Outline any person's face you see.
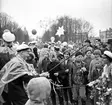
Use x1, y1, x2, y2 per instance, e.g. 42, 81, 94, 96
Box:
75, 61, 82, 68
95, 40, 101, 47
50, 55, 57, 62
27, 53, 35, 62
64, 52, 69, 59
76, 55, 83, 60
95, 40, 99, 44
102, 55, 109, 64
86, 51, 92, 57
21, 49, 32, 60
94, 53, 100, 58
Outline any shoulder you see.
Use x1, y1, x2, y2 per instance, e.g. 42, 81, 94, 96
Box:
9, 57, 23, 65
2, 57, 22, 71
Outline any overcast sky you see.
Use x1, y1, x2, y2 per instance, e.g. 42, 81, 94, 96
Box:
1, 0, 112, 37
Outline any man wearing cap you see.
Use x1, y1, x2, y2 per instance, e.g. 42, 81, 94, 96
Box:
94, 38, 102, 49
0, 31, 16, 105
102, 50, 112, 79
0, 31, 16, 70
101, 50, 112, 104
0, 43, 49, 105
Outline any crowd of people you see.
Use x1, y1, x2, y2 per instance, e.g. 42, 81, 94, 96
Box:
0, 30, 112, 105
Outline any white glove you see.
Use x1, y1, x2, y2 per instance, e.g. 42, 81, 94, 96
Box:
65, 69, 69, 72
39, 72, 49, 77
54, 72, 59, 76
81, 67, 86, 71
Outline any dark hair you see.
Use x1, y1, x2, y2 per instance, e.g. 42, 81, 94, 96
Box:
75, 52, 83, 57
85, 39, 91, 44
44, 44, 48, 48
57, 54, 64, 60
17, 48, 30, 52
33, 47, 39, 61
54, 47, 60, 51
107, 39, 112, 45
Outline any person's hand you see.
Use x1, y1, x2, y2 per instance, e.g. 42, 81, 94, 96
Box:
81, 67, 86, 71
54, 73, 59, 76
39, 72, 49, 77
87, 81, 96, 87
65, 69, 69, 72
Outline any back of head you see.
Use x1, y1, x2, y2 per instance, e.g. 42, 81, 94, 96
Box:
27, 77, 51, 102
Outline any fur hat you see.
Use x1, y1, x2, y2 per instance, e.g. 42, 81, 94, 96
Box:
2, 31, 15, 42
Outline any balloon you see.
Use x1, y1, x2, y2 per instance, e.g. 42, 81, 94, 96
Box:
32, 29, 37, 35
50, 37, 55, 42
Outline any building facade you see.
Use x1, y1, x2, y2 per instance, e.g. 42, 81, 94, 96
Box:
72, 32, 88, 43
99, 28, 112, 42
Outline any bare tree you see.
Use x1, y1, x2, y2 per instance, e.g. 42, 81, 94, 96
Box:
42, 15, 94, 42
0, 12, 29, 43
